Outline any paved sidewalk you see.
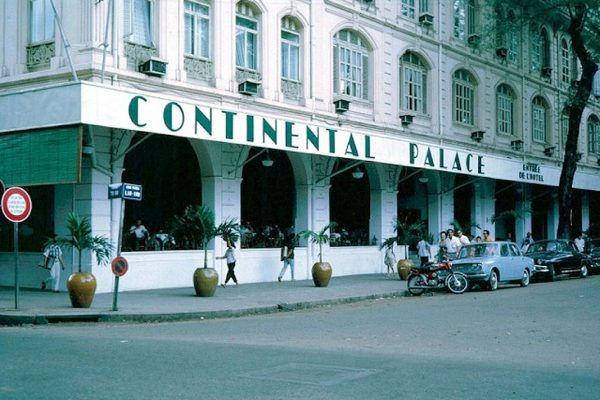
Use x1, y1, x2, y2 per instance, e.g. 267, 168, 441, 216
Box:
0, 274, 407, 325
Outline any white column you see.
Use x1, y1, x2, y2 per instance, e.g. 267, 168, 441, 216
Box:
471, 180, 495, 239
581, 193, 590, 233
295, 184, 310, 235
515, 186, 532, 245
547, 194, 559, 239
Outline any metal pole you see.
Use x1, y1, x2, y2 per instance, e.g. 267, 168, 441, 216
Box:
49, 0, 78, 82
112, 199, 126, 311
13, 223, 19, 310
100, 0, 114, 84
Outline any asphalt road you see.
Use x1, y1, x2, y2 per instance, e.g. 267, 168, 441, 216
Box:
1, 276, 599, 400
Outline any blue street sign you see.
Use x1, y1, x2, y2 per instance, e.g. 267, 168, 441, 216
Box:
108, 183, 143, 201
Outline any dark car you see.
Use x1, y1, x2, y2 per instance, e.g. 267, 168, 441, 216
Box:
525, 239, 591, 280
586, 239, 600, 274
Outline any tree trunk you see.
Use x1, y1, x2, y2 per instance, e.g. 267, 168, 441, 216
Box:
556, 4, 598, 239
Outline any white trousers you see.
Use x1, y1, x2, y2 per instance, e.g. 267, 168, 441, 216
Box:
44, 261, 61, 291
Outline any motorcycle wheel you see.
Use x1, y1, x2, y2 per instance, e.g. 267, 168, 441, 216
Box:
446, 273, 468, 294
407, 274, 425, 296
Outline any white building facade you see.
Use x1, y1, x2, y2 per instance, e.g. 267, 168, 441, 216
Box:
1, 0, 599, 293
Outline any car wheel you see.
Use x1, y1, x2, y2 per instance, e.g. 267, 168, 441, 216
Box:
580, 264, 589, 279
487, 270, 498, 291
520, 269, 530, 287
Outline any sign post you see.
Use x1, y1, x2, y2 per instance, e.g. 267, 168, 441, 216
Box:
1, 187, 33, 310
108, 183, 142, 311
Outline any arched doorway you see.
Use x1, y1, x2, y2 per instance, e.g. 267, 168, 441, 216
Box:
241, 148, 295, 248
494, 180, 517, 241
330, 161, 370, 246
453, 174, 473, 233
122, 134, 202, 250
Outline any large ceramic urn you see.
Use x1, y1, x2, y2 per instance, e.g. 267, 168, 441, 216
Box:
193, 267, 219, 297
397, 259, 414, 280
312, 262, 332, 287
67, 272, 97, 308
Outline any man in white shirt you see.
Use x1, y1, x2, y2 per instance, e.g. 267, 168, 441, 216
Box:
446, 229, 461, 258
574, 233, 585, 252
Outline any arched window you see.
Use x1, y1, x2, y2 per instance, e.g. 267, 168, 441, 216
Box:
506, 11, 520, 65
184, 0, 210, 59
561, 39, 571, 85
333, 29, 370, 101
453, 0, 477, 41
531, 27, 551, 73
588, 115, 600, 155
236, 1, 259, 72
124, 0, 153, 46
561, 108, 569, 148
532, 96, 548, 143
496, 84, 514, 135
400, 52, 427, 114
280, 16, 303, 101
400, 0, 431, 19
29, 0, 55, 43
453, 69, 476, 125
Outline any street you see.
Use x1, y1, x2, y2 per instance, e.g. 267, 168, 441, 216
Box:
1, 276, 600, 400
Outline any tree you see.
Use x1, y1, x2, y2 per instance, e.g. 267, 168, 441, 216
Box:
491, 1, 599, 239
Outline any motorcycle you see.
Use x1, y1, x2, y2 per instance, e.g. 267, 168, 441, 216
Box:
406, 261, 468, 296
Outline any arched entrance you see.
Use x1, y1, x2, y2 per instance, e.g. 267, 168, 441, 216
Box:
330, 161, 370, 246
241, 148, 295, 248
122, 134, 202, 250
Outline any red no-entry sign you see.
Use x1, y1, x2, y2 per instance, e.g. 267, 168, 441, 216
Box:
1, 187, 32, 223
111, 256, 129, 277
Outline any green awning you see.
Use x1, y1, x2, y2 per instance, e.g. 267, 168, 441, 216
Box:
0, 126, 81, 186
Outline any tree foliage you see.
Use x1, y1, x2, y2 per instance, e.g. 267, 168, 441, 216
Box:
491, 1, 599, 239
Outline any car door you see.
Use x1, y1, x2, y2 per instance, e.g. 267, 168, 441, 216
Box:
499, 243, 517, 280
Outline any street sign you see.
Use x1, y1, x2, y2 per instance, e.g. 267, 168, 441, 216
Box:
1, 187, 32, 223
108, 183, 142, 201
111, 256, 129, 277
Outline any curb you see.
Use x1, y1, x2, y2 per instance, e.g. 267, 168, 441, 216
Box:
0, 290, 408, 326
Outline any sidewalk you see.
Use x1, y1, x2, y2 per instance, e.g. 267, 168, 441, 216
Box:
0, 274, 407, 326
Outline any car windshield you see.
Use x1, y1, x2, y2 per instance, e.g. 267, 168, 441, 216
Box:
526, 241, 557, 254
457, 243, 499, 259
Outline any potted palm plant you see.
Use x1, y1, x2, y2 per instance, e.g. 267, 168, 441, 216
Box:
299, 222, 336, 287
392, 217, 425, 279
172, 205, 240, 297
57, 212, 112, 308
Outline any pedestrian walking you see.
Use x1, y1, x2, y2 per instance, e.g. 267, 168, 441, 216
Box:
384, 245, 396, 277
217, 240, 238, 287
278, 233, 295, 282
41, 236, 65, 292
416, 236, 431, 266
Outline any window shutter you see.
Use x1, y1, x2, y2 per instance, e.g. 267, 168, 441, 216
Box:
333, 44, 339, 94
362, 53, 369, 100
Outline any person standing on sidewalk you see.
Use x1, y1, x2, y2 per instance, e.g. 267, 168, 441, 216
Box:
42, 236, 65, 292
217, 240, 238, 287
416, 236, 431, 266
278, 234, 295, 282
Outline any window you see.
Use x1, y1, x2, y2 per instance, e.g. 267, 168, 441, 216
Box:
453, 69, 475, 125
453, 0, 476, 40
400, 52, 427, 114
496, 84, 514, 135
593, 68, 600, 96
184, 0, 210, 59
334, 29, 370, 101
30, 0, 55, 43
589, 116, 600, 155
532, 96, 547, 143
561, 109, 569, 148
124, 0, 153, 46
506, 12, 519, 65
560, 39, 571, 85
401, 0, 416, 18
281, 17, 300, 81
531, 28, 550, 72
236, 2, 259, 71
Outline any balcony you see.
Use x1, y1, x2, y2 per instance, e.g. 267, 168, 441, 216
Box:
26, 41, 56, 72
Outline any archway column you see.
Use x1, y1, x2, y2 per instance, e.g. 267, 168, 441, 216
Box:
471, 180, 495, 239
581, 192, 590, 233
547, 194, 559, 239
515, 186, 532, 246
